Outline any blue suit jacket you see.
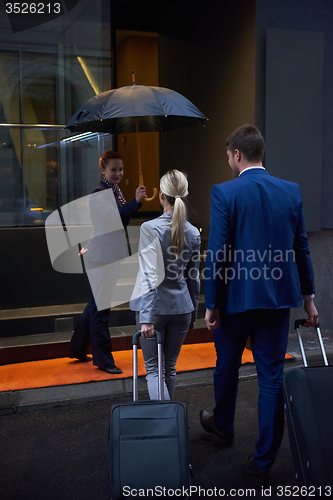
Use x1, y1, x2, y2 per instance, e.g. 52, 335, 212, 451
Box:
204, 168, 315, 315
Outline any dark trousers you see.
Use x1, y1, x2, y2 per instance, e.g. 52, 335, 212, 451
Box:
69, 292, 116, 369
213, 308, 290, 471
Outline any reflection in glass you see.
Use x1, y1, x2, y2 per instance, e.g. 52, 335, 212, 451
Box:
0, 128, 24, 226
0, 52, 20, 124
22, 53, 57, 125
24, 129, 59, 213
0, 0, 112, 228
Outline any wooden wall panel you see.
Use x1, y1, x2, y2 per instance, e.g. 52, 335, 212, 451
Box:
116, 35, 160, 211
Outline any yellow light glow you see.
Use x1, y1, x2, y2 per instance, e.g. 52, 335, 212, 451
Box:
77, 57, 101, 95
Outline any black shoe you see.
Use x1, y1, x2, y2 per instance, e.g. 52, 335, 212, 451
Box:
99, 366, 122, 374
199, 409, 234, 446
246, 454, 269, 488
69, 354, 92, 362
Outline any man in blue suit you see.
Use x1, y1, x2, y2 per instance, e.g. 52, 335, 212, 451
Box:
200, 125, 318, 486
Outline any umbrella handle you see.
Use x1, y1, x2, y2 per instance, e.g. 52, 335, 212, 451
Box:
136, 116, 157, 202
139, 173, 158, 202
145, 187, 158, 202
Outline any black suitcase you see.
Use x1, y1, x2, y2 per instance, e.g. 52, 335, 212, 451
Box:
108, 330, 191, 500
283, 320, 333, 490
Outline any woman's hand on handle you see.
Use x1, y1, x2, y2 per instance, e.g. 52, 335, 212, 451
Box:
140, 323, 155, 339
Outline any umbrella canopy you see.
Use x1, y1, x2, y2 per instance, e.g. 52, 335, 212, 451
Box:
65, 84, 208, 134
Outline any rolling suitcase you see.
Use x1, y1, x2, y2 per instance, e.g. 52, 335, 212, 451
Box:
283, 319, 333, 490
108, 330, 191, 500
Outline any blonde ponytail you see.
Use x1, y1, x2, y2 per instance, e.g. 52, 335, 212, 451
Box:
160, 170, 188, 258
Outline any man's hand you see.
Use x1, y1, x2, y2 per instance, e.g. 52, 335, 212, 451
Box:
303, 298, 319, 327
205, 308, 220, 330
140, 323, 155, 339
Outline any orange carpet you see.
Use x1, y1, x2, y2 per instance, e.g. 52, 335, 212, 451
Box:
0, 343, 294, 392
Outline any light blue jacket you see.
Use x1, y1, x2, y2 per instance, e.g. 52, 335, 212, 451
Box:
130, 211, 201, 324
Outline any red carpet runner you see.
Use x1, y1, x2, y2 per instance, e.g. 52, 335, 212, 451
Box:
0, 343, 294, 392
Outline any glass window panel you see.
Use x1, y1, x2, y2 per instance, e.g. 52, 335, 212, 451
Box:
0, 128, 114, 227
0, 52, 20, 124
24, 128, 59, 214
0, 127, 23, 226
22, 53, 57, 124
0, 0, 112, 228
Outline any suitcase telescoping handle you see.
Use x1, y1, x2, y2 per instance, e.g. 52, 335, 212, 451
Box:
132, 330, 164, 402
294, 319, 328, 367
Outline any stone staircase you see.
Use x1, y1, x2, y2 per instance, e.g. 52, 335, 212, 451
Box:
0, 296, 212, 366
0, 221, 210, 366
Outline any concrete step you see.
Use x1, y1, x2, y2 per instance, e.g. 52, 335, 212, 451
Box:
3, 292, 333, 369
0, 288, 207, 339
0, 295, 208, 365
0, 301, 136, 338
0, 318, 213, 365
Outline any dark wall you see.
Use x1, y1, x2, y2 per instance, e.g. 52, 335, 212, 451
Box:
113, 0, 257, 230
265, 27, 323, 231
158, 0, 256, 231
0, 228, 89, 309
255, 0, 333, 229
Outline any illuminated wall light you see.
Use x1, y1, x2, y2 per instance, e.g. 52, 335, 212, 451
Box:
79, 133, 99, 141
36, 142, 57, 149
62, 132, 111, 143
62, 132, 94, 142
77, 56, 101, 95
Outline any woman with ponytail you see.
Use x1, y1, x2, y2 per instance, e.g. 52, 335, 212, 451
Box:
130, 170, 201, 400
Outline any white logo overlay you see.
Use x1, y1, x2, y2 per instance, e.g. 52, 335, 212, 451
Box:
45, 191, 165, 311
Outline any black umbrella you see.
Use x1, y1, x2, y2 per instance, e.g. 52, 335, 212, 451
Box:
65, 72, 208, 200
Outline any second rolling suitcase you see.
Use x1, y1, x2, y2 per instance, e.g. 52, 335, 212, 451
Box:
283, 320, 333, 490
108, 330, 191, 500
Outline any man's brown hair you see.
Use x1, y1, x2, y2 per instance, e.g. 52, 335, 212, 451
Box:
226, 125, 265, 163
